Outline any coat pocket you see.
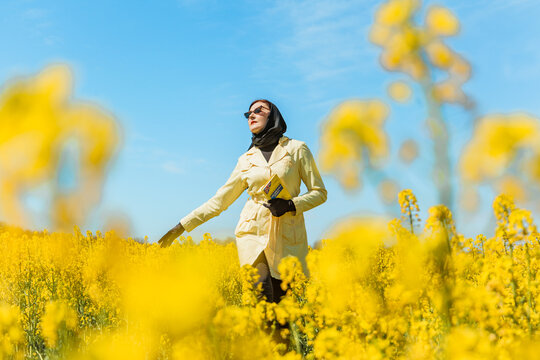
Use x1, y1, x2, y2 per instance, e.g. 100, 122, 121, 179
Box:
235, 202, 259, 237
280, 213, 300, 245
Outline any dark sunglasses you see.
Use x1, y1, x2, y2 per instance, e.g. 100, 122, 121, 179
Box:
244, 105, 270, 119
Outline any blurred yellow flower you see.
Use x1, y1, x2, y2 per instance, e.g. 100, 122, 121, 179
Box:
369, 23, 393, 46
460, 112, 540, 182
399, 139, 419, 163
458, 185, 479, 212
0, 195, 539, 358
445, 326, 494, 359
425, 41, 454, 69
496, 176, 527, 203
41, 300, 77, 348
387, 80, 412, 102
119, 253, 215, 340
0, 63, 121, 230
431, 80, 467, 104
319, 99, 390, 190
375, 0, 419, 27
378, 179, 399, 204
449, 57, 472, 81
71, 330, 152, 360
425, 5, 460, 37
0, 303, 24, 356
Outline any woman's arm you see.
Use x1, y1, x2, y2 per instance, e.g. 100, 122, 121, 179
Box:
180, 158, 247, 232
291, 143, 327, 215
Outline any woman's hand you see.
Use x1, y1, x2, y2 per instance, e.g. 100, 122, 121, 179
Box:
157, 222, 185, 248
263, 198, 296, 217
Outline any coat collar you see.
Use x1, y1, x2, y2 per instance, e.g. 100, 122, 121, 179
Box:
246, 135, 290, 167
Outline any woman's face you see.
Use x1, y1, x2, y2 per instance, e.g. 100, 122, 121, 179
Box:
247, 101, 271, 134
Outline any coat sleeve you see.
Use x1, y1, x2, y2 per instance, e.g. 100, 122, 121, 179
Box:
180, 157, 247, 232
291, 143, 327, 215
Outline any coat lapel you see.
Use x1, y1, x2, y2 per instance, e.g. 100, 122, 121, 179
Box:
246, 145, 268, 167
246, 135, 291, 167
267, 136, 290, 166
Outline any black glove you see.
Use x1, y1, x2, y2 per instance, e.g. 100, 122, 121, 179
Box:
157, 222, 185, 248
263, 198, 296, 217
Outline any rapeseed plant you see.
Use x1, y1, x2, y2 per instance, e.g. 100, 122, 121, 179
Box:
0, 188, 539, 359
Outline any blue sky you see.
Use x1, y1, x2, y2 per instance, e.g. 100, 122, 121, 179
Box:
1, 0, 540, 243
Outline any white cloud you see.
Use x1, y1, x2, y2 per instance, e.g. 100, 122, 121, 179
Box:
44, 35, 61, 46
252, 0, 376, 101
265, 1, 373, 75
125, 129, 212, 174
162, 161, 184, 174
20, 6, 61, 46
22, 8, 48, 19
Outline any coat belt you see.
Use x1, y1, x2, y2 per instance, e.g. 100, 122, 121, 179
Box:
249, 195, 267, 205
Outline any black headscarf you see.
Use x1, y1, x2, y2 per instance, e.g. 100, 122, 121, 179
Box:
247, 100, 287, 151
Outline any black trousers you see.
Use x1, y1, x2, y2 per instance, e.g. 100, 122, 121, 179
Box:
252, 250, 286, 303
252, 250, 290, 347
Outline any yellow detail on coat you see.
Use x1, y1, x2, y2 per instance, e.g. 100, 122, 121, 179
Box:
180, 136, 327, 280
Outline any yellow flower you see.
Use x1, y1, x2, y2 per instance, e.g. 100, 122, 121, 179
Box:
369, 24, 394, 46
425, 41, 454, 69
375, 0, 420, 27
1, 176, 540, 359
399, 139, 419, 163
0, 63, 120, 231
381, 27, 422, 68
70, 330, 152, 360
445, 326, 494, 359
240, 264, 263, 305
378, 179, 399, 204
118, 251, 215, 340
496, 176, 527, 203
0, 303, 24, 355
424, 204, 456, 237
400, 54, 428, 80
459, 113, 540, 182
398, 189, 420, 232
319, 216, 392, 311
425, 5, 460, 37
41, 300, 78, 348
278, 256, 307, 297
458, 185, 479, 212
319, 99, 390, 190
431, 80, 467, 104
387, 80, 412, 102
449, 56, 472, 81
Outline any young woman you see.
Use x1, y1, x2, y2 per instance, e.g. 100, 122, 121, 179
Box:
158, 99, 327, 303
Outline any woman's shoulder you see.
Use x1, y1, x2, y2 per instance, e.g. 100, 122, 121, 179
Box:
281, 136, 310, 155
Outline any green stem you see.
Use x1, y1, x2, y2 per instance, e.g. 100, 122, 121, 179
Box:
420, 78, 453, 211
408, 203, 415, 234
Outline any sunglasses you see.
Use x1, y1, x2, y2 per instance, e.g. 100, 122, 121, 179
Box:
244, 105, 270, 119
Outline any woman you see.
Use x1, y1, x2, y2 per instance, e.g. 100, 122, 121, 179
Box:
158, 99, 327, 304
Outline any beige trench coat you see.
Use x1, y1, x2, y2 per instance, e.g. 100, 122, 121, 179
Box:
180, 135, 327, 280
